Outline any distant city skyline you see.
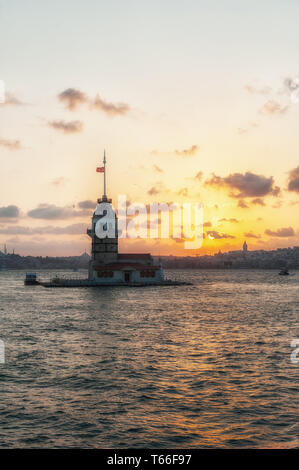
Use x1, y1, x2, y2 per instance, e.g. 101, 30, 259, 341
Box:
1, 0, 299, 256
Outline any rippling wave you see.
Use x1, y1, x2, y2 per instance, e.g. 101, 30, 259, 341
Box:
0, 269, 298, 448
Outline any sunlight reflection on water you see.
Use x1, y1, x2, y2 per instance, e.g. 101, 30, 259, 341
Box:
0, 269, 298, 448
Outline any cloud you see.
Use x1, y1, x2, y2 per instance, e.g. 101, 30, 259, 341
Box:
219, 218, 239, 223
284, 77, 299, 93
58, 88, 88, 111
265, 227, 295, 237
206, 230, 235, 239
205, 171, 280, 198
78, 200, 95, 209
0, 205, 19, 218
150, 145, 199, 157
194, 171, 203, 180
1, 92, 25, 106
175, 145, 199, 157
48, 120, 83, 133
244, 232, 261, 239
272, 201, 283, 209
238, 200, 249, 209
287, 166, 299, 194
92, 94, 130, 116
185, 171, 203, 182
244, 84, 271, 95
177, 187, 188, 197
0, 138, 22, 150
147, 182, 168, 196
251, 198, 266, 206
260, 100, 288, 115
0, 223, 88, 235
153, 165, 163, 173
148, 186, 160, 196
58, 88, 131, 117
27, 204, 88, 220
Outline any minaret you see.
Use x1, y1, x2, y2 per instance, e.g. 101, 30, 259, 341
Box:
243, 240, 248, 253
87, 151, 118, 279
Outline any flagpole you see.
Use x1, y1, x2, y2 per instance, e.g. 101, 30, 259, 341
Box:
103, 149, 106, 198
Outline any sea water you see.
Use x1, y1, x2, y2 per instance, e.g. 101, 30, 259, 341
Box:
0, 269, 298, 448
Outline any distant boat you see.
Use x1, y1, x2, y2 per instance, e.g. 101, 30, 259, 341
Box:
279, 268, 289, 275
24, 272, 39, 285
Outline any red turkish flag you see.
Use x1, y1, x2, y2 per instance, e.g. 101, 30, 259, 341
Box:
96, 167, 104, 172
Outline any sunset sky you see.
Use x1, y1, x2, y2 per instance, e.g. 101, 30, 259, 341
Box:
1, 0, 299, 256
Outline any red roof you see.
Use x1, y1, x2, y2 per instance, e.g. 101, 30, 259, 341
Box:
117, 253, 152, 261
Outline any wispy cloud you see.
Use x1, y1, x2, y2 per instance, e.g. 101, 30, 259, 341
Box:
251, 198, 266, 206
244, 84, 271, 95
219, 218, 239, 223
153, 165, 163, 173
0, 138, 22, 150
27, 204, 88, 220
284, 77, 299, 94
194, 171, 203, 181
0, 205, 19, 218
48, 120, 83, 133
58, 88, 130, 116
272, 201, 283, 209
58, 88, 88, 111
77, 200, 95, 209
244, 232, 261, 239
0, 223, 88, 235
287, 166, 299, 194
176, 187, 188, 197
92, 94, 130, 116
238, 200, 249, 209
265, 227, 295, 237
148, 186, 160, 196
151, 145, 199, 157
147, 182, 168, 196
205, 171, 280, 198
260, 100, 288, 115
206, 230, 235, 239
174, 145, 199, 157
0, 92, 26, 106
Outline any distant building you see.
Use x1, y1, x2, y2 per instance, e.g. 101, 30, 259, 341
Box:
243, 240, 248, 253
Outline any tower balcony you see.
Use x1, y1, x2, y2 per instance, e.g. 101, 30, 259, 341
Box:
97, 196, 112, 204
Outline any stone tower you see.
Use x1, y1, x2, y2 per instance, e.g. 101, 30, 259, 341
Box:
87, 152, 118, 279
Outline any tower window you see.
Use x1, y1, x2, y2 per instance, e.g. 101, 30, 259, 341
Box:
97, 271, 114, 278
